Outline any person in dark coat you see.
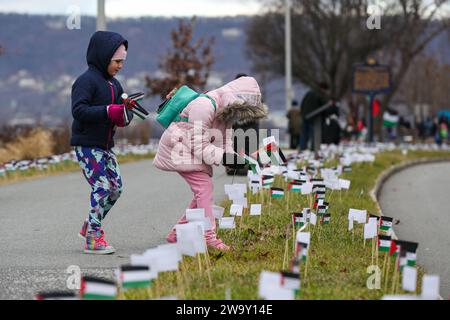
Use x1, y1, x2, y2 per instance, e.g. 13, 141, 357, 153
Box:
286, 100, 301, 149
321, 100, 341, 145
70, 31, 131, 255
299, 83, 330, 150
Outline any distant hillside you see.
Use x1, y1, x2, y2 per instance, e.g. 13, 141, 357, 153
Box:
0, 13, 448, 129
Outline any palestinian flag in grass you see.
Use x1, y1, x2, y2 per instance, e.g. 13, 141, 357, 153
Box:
271, 187, 285, 199
383, 111, 399, 127
36, 291, 78, 300
292, 212, 306, 228
288, 182, 302, 192
315, 191, 326, 200
118, 265, 153, 290
311, 178, 324, 185
280, 271, 300, 294
313, 184, 326, 193
80, 276, 117, 300
262, 175, 275, 188
378, 235, 392, 253
321, 213, 331, 225
302, 208, 311, 220
317, 205, 328, 216
290, 258, 301, 274
296, 242, 309, 263
240, 153, 262, 175
389, 239, 401, 257
314, 198, 325, 209
343, 165, 352, 173
398, 241, 419, 270
380, 216, 393, 234
264, 142, 287, 165
307, 166, 317, 175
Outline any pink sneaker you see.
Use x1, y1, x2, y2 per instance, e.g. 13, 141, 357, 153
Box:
84, 230, 115, 255
166, 229, 177, 243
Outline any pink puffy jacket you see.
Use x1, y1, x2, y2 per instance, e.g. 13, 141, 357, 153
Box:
153, 76, 263, 177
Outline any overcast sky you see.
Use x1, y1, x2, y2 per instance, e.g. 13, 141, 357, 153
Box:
0, 0, 264, 17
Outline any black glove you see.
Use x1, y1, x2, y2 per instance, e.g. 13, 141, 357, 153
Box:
222, 153, 246, 168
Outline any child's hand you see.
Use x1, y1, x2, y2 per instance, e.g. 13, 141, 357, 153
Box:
107, 104, 126, 127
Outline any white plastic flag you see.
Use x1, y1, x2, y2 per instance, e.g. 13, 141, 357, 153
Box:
421, 275, 440, 300
212, 205, 225, 220
230, 204, 244, 216
402, 266, 417, 292
250, 204, 262, 216
339, 179, 351, 190
219, 217, 235, 229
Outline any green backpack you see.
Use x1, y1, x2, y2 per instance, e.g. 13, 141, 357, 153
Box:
156, 85, 217, 128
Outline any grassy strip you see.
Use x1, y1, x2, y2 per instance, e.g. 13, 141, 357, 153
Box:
0, 153, 154, 186
124, 150, 449, 300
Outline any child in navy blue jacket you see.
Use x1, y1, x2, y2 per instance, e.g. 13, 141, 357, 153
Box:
71, 31, 130, 255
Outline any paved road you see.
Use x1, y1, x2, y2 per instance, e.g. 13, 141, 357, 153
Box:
378, 162, 450, 299
0, 160, 246, 299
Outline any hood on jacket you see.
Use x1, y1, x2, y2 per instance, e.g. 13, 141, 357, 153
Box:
86, 31, 128, 79
208, 76, 268, 125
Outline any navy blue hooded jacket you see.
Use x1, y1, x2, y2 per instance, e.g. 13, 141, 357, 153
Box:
70, 31, 128, 149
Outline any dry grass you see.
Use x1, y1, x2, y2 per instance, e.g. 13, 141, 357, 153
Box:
0, 127, 55, 163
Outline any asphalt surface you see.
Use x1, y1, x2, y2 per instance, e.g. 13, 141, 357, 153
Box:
378, 162, 450, 299
0, 160, 246, 299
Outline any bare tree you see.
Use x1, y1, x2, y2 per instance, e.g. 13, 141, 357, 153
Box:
247, 0, 388, 99
146, 17, 215, 99
376, 0, 450, 114
247, 0, 449, 104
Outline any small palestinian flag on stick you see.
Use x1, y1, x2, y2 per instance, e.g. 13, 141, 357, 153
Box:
313, 184, 326, 193
36, 291, 78, 300
378, 235, 392, 253
290, 258, 301, 274
240, 153, 262, 175
271, 187, 285, 199
380, 216, 393, 235
389, 239, 401, 257
315, 191, 326, 200
280, 271, 301, 293
317, 205, 328, 216
397, 241, 419, 269
288, 182, 302, 193
321, 213, 331, 225
296, 242, 309, 263
292, 212, 306, 228
80, 276, 117, 300
118, 265, 153, 290
262, 175, 274, 189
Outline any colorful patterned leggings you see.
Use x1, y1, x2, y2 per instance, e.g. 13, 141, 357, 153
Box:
75, 147, 123, 233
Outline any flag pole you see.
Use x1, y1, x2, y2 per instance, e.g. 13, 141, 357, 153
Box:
384, 255, 390, 291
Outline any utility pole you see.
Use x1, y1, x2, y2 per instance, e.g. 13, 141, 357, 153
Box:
285, 0, 293, 147
97, 0, 106, 31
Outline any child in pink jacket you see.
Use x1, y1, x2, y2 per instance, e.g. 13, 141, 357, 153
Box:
153, 76, 267, 250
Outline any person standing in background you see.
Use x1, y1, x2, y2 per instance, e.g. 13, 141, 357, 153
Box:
286, 100, 301, 149
299, 83, 330, 150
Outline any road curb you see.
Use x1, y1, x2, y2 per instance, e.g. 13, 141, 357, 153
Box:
370, 156, 450, 300
370, 156, 450, 228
